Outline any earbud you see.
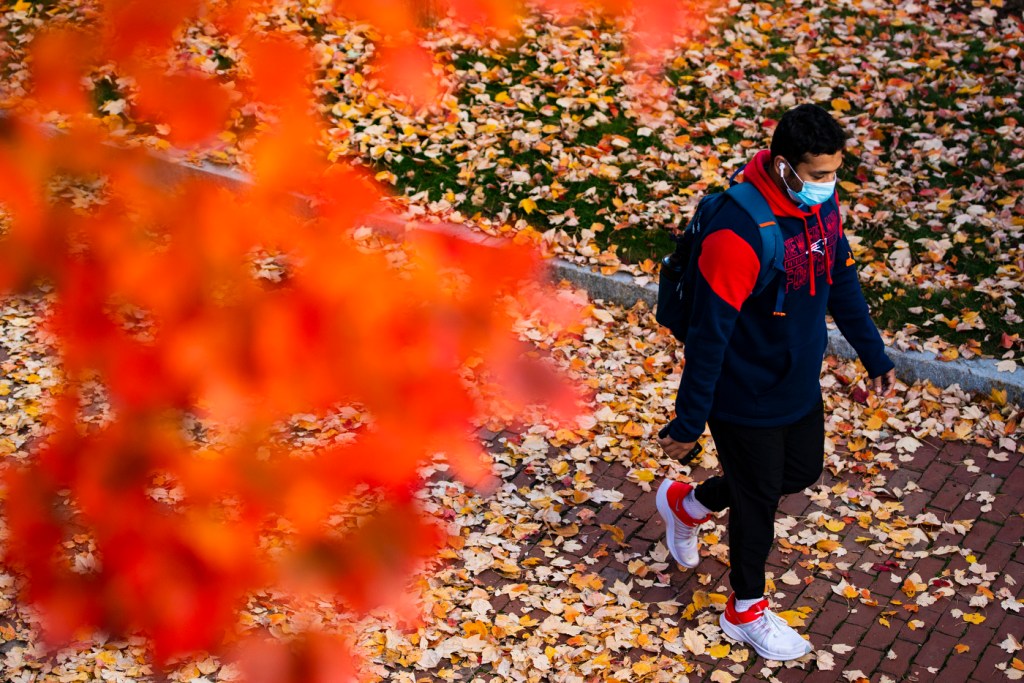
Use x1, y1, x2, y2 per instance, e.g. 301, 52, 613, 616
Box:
778, 163, 785, 174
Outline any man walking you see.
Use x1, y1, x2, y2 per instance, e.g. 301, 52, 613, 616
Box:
656, 103, 896, 661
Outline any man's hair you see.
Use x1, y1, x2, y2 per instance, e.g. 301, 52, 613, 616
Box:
770, 104, 848, 165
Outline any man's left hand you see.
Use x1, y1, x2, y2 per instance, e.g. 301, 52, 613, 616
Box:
872, 367, 897, 396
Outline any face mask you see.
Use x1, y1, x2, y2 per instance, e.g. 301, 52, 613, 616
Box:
779, 160, 836, 206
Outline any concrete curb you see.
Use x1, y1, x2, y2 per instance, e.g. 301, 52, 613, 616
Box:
551, 260, 1023, 404
163, 158, 1024, 405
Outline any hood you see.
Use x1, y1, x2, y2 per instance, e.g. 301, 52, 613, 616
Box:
742, 150, 813, 219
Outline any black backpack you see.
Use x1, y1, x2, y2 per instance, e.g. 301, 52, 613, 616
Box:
656, 180, 786, 342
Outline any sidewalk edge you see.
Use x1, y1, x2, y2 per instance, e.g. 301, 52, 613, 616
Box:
549, 260, 1023, 404
164, 158, 1024, 405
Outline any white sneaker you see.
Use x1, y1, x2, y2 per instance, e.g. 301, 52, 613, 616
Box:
655, 479, 711, 569
719, 595, 813, 661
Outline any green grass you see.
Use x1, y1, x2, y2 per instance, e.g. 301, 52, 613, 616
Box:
317, 1, 1023, 357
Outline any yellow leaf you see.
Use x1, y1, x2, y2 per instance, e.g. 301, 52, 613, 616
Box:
777, 610, 807, 627
955, 645, 970, 654
632, 661, 653, 676
824, 519, 846, 532
463, 621, 489, 637
620, 421, 645, 437
555, 523, 579, 537
635, 470, 655, 482
494, 560, 521, 577
519, 197, 537, 214
901, 579, 922, 598
839, 180, 859, 193
494, 91, 511, 104
843, 585, 859, 600
600, 524, 626, 545
962, 613, 986, 624
96, 651, 117, 666
1013, 658, 1024, 671
831, 98, 852, 112
708, 643, 731, 659
878, 617, 890, 627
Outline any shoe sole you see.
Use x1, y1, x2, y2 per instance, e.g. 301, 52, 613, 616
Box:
656, 479, 699, 569
719, 613, 813, 662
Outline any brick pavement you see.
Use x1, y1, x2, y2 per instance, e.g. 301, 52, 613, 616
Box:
465, 428, 1023, 682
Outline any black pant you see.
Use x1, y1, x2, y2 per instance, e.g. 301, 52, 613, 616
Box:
693, 402, 825, 600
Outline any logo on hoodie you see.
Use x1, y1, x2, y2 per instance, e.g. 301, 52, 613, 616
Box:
783, 211, 841, 293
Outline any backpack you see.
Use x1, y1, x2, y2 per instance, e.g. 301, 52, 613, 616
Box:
656, 177, 786, 342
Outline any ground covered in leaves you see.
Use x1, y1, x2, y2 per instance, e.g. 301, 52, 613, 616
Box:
1, 1, 1023, 681
1, 274, 1022, 681
2, 0, 1022, 361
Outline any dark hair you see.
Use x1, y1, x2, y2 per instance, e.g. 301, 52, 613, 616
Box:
770, 104, 848, 165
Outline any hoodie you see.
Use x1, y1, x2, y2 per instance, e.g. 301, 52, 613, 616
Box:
666, 150, 894, 443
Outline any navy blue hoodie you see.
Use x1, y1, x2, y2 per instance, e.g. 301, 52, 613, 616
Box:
666, 150, 894, 443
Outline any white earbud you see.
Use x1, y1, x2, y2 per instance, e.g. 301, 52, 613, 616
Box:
778, 163, 785, 174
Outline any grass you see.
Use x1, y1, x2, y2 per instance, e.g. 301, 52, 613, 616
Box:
5, 0, 1020, 357
345, 0, 1022, 357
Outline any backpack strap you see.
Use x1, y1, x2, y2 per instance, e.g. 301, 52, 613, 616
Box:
723, 182, 787, 316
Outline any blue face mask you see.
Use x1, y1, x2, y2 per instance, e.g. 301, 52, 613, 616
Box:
779, 161, 836, 207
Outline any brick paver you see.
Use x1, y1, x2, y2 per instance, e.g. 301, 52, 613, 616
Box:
466, 425, 1024, 681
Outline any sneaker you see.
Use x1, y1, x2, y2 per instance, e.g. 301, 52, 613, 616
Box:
655, 479, 711, 568
719, 595, 813, 661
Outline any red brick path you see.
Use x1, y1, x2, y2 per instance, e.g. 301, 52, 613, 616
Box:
465, 429, 1023, 682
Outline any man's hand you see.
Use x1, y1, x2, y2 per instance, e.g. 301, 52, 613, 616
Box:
872, 367, 897, 396
659, 434, 697, 461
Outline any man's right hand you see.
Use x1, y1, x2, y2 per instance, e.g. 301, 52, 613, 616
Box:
659, 434, 697, 461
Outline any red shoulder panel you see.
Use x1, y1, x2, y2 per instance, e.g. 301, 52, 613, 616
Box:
698, 230, 760, 311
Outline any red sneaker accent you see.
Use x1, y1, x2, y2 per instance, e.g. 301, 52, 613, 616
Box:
724, 594, 770, 625
665, 481, 712, 526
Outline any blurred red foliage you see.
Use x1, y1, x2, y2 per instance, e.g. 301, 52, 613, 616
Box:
0, 0, 705, 678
